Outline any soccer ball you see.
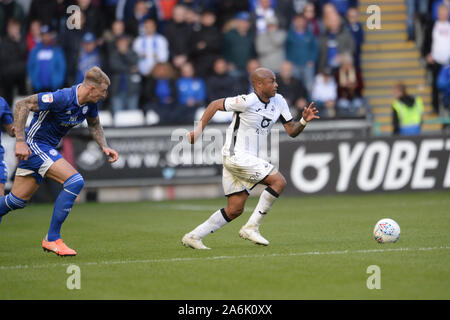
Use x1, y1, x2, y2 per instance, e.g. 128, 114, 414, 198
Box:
373, 218, 400, 243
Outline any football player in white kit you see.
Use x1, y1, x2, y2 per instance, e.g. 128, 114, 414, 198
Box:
182, 68, 319, 249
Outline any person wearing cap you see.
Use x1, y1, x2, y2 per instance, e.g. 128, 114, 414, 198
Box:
255, 15, 286, 73
27, 25, 66, 93
76, 32, 101, 84
223, 11, 256, 76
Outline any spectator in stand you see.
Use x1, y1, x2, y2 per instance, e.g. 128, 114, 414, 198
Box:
335, 53, 365, 117
311, 67, 337, 118
345, 7, 364, 70
250, 0, 287, 34
437, 63, 450, 110
236, 57, 261, 93
27, 25, 66, 93
184, 6, 203, 34
26, 20, 42, 53
125, 0, 155, 37
60, 9, 87, 86
176, 61, 207, 122
0, 0, 25, 37
103, 20, 126, 54
76, 32, 102, 84
303, 1, 324, 37
285, 13, 318, 93
223, 11, 255, 76
77, 0, 105, 38
423, 4, 450, 113
144, 62, 178, 123
109, 35, 141, 114
255, 16, 286, 73
432, 0, 450, 21
392, 82, 424, 136
188, 10, 222, 77
133, 18, 169, 78
207, 57, 238, 101
276, 61, 309, 121
0, 18, 28, 106
318, 6, 355, 73
165, 4, 192, 69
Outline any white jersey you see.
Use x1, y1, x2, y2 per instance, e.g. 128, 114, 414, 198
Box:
222, 92, 293, 158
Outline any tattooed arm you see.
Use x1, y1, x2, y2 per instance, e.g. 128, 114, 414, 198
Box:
86, 116, 118, 163
14, 94, 39, 160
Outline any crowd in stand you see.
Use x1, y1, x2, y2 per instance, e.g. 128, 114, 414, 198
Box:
420, 0, 450, 114
0, 0, 391, 125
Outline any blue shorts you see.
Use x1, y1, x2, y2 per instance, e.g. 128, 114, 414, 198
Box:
0, 158, 7, 184
16, 142, 63, 184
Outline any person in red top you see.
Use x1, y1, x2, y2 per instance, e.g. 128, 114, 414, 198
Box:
335, 53, 365, 117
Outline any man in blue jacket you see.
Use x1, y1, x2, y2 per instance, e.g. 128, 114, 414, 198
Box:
27, 25, 66, 93
285, 13, 318, 94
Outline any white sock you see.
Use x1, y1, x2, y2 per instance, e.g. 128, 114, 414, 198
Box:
191, 209, 231, 239
245, 187, 279, 228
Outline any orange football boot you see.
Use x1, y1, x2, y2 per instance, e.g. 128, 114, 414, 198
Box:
42, 238, 77, 257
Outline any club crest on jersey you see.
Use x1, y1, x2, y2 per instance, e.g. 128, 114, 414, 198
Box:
41, 94, 53, 103
49, 149, 58, 156
261, 117, 272, 128
82, 106, 88, 114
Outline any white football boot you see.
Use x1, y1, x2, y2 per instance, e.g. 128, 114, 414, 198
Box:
239, 225, 269, 246
182, 233, 211, 250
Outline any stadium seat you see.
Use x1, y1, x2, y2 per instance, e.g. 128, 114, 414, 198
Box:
146, 110, 160, 125
98, 110, 113, 127
114, 110, 145, 127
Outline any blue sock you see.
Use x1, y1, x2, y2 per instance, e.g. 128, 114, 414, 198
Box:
0, 193, 27, 223
47, 173, 84, 241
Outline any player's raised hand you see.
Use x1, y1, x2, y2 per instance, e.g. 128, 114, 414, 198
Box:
15, 141, 32, 161
302, 102, 320, 122
102, 147, 119, 163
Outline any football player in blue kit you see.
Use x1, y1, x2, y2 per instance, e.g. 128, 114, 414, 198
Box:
0, 97, 16, 196
0, 67, 119, 256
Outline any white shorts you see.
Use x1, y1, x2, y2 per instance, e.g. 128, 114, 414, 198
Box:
222, 153, 274, 196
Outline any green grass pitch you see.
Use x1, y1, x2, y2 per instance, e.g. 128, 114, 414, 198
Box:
0, 191, 449, 299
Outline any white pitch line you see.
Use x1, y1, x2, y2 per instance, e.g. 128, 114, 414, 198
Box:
0, 246, 448, 271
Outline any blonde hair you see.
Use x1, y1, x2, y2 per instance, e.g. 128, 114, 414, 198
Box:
83, 66, 111, 86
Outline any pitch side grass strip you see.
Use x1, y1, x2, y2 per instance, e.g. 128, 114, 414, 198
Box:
1, 246, 448, 271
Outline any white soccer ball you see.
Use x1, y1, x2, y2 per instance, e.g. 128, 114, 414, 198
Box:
373, 218, 400, 243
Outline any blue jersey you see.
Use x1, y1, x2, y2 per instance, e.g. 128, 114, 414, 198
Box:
0, 97, 14, 156
27, 84, 98, 148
